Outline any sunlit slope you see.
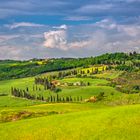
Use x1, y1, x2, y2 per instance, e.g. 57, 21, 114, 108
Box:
0, 104, 140, 140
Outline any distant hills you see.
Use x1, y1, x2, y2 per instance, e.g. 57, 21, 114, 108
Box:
0, 52, 139, 80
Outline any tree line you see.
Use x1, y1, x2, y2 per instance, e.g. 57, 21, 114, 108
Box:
11, 87, 83, 103
1, 52, 139, 80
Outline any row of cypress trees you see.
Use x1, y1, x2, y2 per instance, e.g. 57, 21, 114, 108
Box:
11, 87, 83, 103
47, 95, 82, 103
11, 87, 37, 100
35, 77, 54, 90
34, 66, 107, 85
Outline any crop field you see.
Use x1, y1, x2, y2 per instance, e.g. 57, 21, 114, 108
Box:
78, 65, 107, 74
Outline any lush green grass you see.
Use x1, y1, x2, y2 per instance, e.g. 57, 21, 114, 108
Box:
59, 77, 109, 85
0, 104, 140, 140
0, 77, 44, 108
59, 85, 122, 99
1, 72, 139, 106
0, 96, 42, 108
0, 70, 140, 140
0, 103, 103, 122
0, 77, 34, 94
0, 76, 121, 104
94, 70, 123, 79
0, 71, 139, 107
0, 53, 140, 140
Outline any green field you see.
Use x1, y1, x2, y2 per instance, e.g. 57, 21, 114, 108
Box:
0, 64, 140, 140
0, 104, 140, 140
94, 70, 123, 79
0, 76, 114, 98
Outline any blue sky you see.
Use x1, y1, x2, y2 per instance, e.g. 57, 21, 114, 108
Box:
0, 0, 140, 59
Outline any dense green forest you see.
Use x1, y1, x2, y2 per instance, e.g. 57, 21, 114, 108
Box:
0, 52, 139, 80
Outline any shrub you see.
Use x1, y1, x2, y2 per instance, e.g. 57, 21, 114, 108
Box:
96, 92, 105, 101
0, 93, 8, 96
53, 88, 62, 93
76, 74, 81, 78
133, 85, 140, 91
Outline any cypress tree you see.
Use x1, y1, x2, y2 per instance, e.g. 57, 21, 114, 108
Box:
56, 94, 59, 102
59, 97, 62, 102
50, 96, 53, 102
36, 85, 38, 91
62, 97, 65, 102
47, 97, 50, 102
26, 87, 29, 92
70, 96, 72, 102
81, 96, 83, 102
42, 96, 44, 101
66, 97, 69, 102
33, 85, 35, 91
11, 87, 14, 95
53, 96, 55, 102
77, 96, 79, 102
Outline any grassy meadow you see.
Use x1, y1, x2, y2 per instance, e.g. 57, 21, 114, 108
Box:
0, 61, 140, 140
0, 104, 140, 140
0, 74, 114, 100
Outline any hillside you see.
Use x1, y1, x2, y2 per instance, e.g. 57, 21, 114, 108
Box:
1, 104, 140, 140
0, 52, 140, 140
0, 52, 139, 80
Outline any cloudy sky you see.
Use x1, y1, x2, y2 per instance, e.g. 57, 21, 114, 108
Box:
0, 0, 140, 59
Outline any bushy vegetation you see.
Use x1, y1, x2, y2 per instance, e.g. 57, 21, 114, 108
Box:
112, 71, 140, 94
0, 52, 139, 80
11, 87, 83, 103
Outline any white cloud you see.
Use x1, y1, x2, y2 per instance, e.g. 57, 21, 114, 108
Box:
43, 20, 140, 57
0, 35, 19, 43
43, 29, 68, 50
43, 25, 91, 51
53, 24, 67, 30
95, 19, 140, 37
76, 4, 113, 14
69, 40, 91, 49
0, 45, 22, 60
95, 19, 117, 30
64, 16, 92, 21
1, 19, 140, 59
118, 25, 140, 37
6, 22, 44, 29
